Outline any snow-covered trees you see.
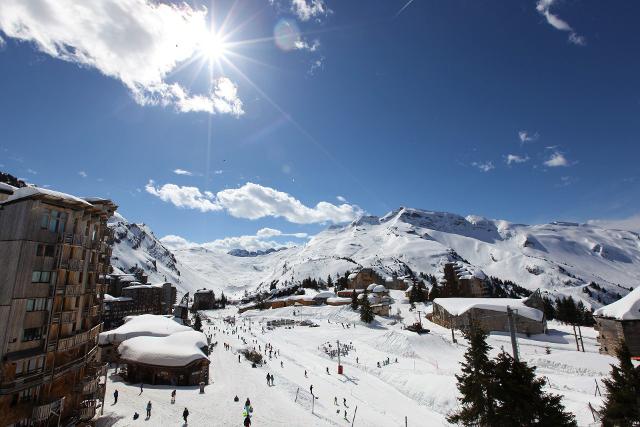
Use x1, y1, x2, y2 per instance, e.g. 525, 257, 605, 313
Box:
192, 313, 202, 332
600, 343, 640, 426
449, 326, 576, 426
350, 290, 359, 310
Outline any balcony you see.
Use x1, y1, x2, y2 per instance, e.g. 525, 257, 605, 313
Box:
55, 324, 101, 352
64, 285, 83, 296
58, 258, 84, 271
52, 310, 77, 324
75, 376, 100, 395
58, 233, 84, 247
32, 397, 65, 422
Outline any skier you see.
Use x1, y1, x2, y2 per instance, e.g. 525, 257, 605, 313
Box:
238, 354, 241, 363
266, 373, 271, 386
183, 407, 189, 424
280, 361, 283, 368
244, 398, 253, 414
243, 415, 252, 427
171, 389, 176, 404
113, 389, 118, 404
344, 398, 347, 407
304, 370, 308, 378
139, 383, 144, 395
270, 373, 275, 386
334, 396, 338, 405
326, 367, 330, 375
356, 357, 359, 364
146, 401, 152, 418
310, 385, 314, 396
344, 410, 348, 420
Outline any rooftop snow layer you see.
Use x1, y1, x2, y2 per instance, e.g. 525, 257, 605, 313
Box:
98, 314, 191, 345
433, 297, 544, 322
593, 287, 640, 320
104, 294, 133, 302
118, 330, 208, 367
2, 186, 92, 206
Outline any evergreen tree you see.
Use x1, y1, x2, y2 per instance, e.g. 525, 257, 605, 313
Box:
192, 313, 202, 332
409, 283, 424, 304
542, 296, 556, 321
359, 291, 374, 323
491, 352, 576, 426
428, 284, 440, 301
447, 326, 495, 426
327, 275, 333, 288
350, 289, 359, 310
601, 343, 640, 426
220, 292, 226, 308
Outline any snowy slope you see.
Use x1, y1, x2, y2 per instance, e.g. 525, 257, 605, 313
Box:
110, 208, 640, 306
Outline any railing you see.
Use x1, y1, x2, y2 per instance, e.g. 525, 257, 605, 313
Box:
52, 310, 76, 324
89, 305, 100, 317
65, 285, 83, 296
77, 403, 96, 421
58, 258, 84, 271
76, 377, 99, 395
56, 324, 101, 352
59, 233, 84, 246
32, 397, 65, 422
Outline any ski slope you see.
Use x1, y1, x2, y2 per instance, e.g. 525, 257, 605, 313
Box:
98, 292, 614, 426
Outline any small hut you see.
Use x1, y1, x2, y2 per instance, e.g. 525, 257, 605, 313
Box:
594, 287, 640, 357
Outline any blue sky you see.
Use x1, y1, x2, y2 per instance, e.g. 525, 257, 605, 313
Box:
1, 0, 640, 249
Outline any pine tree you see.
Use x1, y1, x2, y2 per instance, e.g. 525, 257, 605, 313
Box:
428, 284, 440, 301
491, 352, 576, 426
327, 275, 333, 288
193, 313, 202, 332
447, 326, 495, 426
360, 291, 374, 323
409, 283, 424, 304
220, 292, 226, 308
350, 289, 359, 310
601, 343, 640, 426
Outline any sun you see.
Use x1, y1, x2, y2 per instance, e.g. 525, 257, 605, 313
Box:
200, 31, 230, 63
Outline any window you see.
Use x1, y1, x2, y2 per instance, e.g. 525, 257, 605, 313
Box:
35, 244, 55, 257
41, 209, 66, 233
31, 271, 52, 283
22, 327, 43, 342
15, 356, 44, 376
17, 386, 39, 403
26, 298, 50, 312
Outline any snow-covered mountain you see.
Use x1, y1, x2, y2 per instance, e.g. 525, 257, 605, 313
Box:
109, 208, 640, 306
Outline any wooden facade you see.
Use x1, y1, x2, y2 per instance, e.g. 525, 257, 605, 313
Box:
122, 358, 209, 387
0, 188, 116, 426
431, 302, 545, 335
594, 317, 640, 357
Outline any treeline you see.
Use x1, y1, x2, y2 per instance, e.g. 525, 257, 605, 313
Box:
543, 295, 594, 326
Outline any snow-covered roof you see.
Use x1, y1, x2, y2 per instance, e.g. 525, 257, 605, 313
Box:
372, 284, 387, 293
118, 330, 208, 367
0, 182, 16, 194
122, 283, 163, 290
195, 289, 214, 294
314, 291, 337, 299
366, 283, 377, 291
594, 287, 640, 320
104, 294, 133, 302
326, 297, 351, 304
433, 298, 544, 322
2, 186, 92, 207
98, 314, 191, 345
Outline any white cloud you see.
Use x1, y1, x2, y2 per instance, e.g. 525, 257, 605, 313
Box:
536, 0, 586, 46
336, 196, 347, 203
161, 228, 308, 252
78, 171, 87, 178
518, 130, 539, 143
506, 154, 529, 165
0, 35, 5, 49
0, 0, 243, 115
146, 180, 362, 224
26, 168, 37, 175
145, 180, 222, 212
308, 56, 325, 76
294, 38, 320, 52
544, 151, 569, 167
214, 170, 223, 175
173, 168, 193, 176
471, 161, 495, 172
290, 0, 331, 22
588, 214, 640, 233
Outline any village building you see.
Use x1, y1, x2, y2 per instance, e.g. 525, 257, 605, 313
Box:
593, 287, 640, 357
347, 268, 409, 291
358, 285, 393, 316
438, 261, 489, 298
430, 293, 546, 335
102, 294, 136, 329
192, 288, 216, 311
121, 282, 176, 316
0, 186, 115, 426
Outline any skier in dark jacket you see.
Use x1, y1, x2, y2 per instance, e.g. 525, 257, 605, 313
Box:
183, 408, 189, 423
146, 401, 152, 418
113, 389, 118, 404
244, 415, 251, 426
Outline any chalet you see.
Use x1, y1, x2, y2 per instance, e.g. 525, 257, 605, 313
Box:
192, 288, 216, 310
347, 268, 408, 291
438, 261, 489, 298
431, 293, 546, 335
593, 287, 640, 357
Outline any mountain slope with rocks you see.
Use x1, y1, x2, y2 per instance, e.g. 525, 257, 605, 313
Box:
110, 208, 640, 306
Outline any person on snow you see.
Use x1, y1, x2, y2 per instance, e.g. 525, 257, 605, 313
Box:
280, 361, 283, 368
139, 383, 144, 395
266, 373, 271, 386
146, 401, 152, 418
183, 407, 189, 423
133, 412, 139, 420
243, 415, 252, 427
326, 367, 330, 375
334, 397, 338, 405
238, 354, 241, 363
304, 370, 307, 378
343, 398, 347, 407
171, 389, 176, 404
244, 398, 253, 414
113, 389, 118, 404
310, 385, 314, 396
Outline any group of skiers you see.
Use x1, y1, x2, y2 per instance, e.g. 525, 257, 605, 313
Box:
266, 373, 275, 386
113, 388, 190, 423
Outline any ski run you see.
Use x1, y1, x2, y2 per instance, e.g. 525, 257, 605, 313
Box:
98, 290, 615, 427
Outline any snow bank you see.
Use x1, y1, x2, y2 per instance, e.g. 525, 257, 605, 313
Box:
103, 294, 133, 302
98, 314, 191, 345
594, 287, 640, 320
118, 330, 208, 367
433, 297, 544, 322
